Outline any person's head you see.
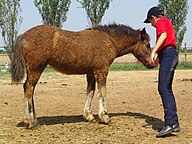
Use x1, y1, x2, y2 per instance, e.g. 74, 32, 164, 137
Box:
144, 6, 164, 27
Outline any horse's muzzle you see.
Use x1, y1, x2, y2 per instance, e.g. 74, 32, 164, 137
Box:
146, 63, 154, 69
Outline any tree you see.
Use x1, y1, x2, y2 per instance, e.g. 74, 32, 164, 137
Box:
77, 0, 112, 27
34, 0, 71, 28
158, 0, 189, 51
0, 0, 22, 59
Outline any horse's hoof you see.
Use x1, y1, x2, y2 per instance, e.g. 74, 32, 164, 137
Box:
27, 121, 39, 129
99, 115, 111, 124
83, 114, 96, 123
23, 119, 38, 129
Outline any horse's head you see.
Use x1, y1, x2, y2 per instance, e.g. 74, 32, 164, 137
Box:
132, 28, 157, 69
89, 24, 158, 68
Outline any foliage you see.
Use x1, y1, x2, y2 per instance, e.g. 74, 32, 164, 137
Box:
34, 0, 71, 28
77, 0, 112, 27
158, 0, 189, 51
0, 0, 22, 60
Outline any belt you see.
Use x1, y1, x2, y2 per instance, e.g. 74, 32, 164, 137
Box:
164, 45, 176, 49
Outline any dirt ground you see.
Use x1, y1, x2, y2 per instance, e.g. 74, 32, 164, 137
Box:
0, 70, 192, 144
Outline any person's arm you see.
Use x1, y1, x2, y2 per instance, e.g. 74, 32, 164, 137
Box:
150, 32, 167, 63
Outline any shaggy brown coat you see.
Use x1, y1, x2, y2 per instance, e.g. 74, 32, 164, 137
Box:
11, 24, 153, 128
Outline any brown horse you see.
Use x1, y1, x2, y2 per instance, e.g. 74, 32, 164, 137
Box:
11, 24, 153, 128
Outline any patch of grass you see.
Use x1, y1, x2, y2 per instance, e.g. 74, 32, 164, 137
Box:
109, 63, 156, 71
177, 62, 192, 70
0, 62, 192, 79
110, 62, 192, 71
0, 68, 11, 79
0, 66, 56, 79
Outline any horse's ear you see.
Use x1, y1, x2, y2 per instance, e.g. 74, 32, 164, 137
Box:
141, 28, 146, 40
141, 28, 146, 34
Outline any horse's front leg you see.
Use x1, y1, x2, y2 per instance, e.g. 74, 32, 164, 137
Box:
96, 70, 111, 124
83, 73, 96, 122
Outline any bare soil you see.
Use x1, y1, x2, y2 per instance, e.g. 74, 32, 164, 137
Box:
1, 70, 192, 144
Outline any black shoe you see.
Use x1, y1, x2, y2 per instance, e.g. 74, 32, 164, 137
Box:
156, 124, 180, 138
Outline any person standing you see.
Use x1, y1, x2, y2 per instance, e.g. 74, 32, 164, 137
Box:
144, 6, 180, 138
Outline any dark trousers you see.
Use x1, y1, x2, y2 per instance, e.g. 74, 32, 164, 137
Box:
158, 46, 179, 126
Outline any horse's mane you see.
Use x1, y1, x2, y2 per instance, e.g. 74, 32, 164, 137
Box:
88, 24, 142, 38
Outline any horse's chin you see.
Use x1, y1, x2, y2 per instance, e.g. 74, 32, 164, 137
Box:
146, 64, 154, 69
146, 60, 159, 69
144, 57, 159, 69
151, 58, 159, 68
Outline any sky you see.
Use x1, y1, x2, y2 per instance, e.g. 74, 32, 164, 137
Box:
1, 0, 192, 48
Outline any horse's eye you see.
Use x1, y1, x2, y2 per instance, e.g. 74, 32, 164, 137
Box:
145, 42, 150, 48
148, 43, 151, 48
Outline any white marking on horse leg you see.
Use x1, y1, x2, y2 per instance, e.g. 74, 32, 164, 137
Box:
24, 96, 37, 127
84, 91, 93, 114
24, 97, 29, 121
84, 86, 95, 122
98, 93, 107, 117
98, 86, 111, 124
25, 98, 35, 118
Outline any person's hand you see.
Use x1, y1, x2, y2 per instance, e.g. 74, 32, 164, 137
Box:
150, 51, 158, 64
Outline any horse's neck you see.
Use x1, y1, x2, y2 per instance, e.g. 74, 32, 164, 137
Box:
115, 37, 140, 58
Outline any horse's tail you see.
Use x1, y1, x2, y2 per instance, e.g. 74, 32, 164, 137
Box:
11, 34, 25, 84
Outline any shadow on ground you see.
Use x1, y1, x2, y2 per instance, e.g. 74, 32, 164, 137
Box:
17, 111, 163, 131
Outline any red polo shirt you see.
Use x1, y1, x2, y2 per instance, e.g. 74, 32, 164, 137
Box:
156, 16, 177, 52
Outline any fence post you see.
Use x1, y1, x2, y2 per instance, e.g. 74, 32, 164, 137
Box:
184, 43, 187, 63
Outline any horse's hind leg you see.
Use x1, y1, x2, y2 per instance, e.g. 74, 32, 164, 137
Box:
23, 69, 44, 128
83, 73, 96, 122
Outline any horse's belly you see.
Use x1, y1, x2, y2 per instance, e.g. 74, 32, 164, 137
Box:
50, 63, 91, 75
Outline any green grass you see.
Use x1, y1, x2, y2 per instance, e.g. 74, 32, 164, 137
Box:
176, 62, 192, 69
0, 66, 56, 79
109, 63, 149, 71
0, 68, 11, 79
110, 62, 192, 71
0, 62, 192, 79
